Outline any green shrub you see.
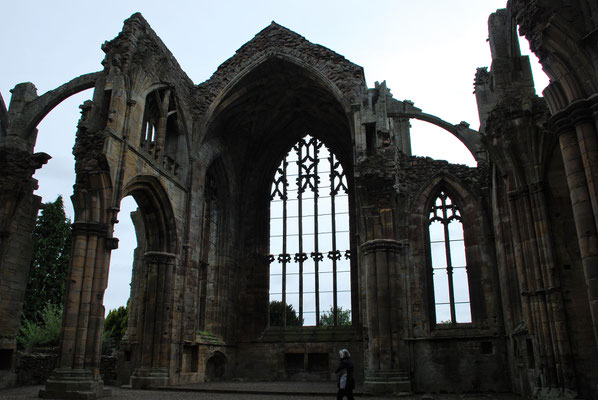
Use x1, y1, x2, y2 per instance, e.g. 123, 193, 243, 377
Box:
18, 303, 63, 351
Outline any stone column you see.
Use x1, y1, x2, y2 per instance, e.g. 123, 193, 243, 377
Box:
552, 111, 598, 347
0, 116, 49, 389
361, 238, 410, 393
40, 221, 114, 399
130, 251, 175, 389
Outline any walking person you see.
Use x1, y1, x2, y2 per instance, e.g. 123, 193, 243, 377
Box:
335, 348, 355, 400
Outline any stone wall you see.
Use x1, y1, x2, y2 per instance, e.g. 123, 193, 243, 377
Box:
15, 352, 118, 387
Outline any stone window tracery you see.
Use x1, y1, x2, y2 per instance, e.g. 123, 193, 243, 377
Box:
268, 135, 351, 327
428, 191, 471, 324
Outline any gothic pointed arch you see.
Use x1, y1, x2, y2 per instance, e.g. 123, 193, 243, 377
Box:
121, 175, 178, 253
268, 134, 351, 327
411, 173, 495, 328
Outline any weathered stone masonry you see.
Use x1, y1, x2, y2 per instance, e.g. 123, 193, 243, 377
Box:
0, 1, 597, 398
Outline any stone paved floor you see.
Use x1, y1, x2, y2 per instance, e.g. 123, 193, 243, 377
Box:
0, 383, 524, 399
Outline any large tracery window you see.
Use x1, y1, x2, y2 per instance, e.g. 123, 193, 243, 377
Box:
428, 191, 471, 324
269, 135, 351, 327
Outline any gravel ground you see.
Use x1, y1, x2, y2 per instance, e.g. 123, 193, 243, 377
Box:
0, 384, 523, 400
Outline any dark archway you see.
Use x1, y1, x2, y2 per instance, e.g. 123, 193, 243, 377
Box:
202, 55, 359, 339
205, 352, 226, 381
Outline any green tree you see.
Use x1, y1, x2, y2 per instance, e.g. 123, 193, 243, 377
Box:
269, 301, 302, 327
319, 306, 351, 326
103, 305, 128, 351
22, 196, 72, 323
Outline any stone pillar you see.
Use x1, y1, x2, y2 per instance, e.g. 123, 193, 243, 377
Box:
0, 89, 50, 388
40, 221, 114, 399
361, 238, 410, 393
130, 251, 175, 389
551, 108, 598, 348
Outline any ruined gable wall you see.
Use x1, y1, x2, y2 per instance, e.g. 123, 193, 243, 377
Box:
193, 22, 366, 132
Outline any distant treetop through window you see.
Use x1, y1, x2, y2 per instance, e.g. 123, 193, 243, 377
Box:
269, 135, 351, 327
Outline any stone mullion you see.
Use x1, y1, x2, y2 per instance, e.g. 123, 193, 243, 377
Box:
529, 184, 576, 388
330, 185, 338, 325
313, 144, 320, 325
288, 153, 295, 326
154, 89, 170, 159
440, 199, 456, 322
555, 120, 598, 346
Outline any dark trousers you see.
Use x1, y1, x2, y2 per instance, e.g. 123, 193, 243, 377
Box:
337, 388, 354, 400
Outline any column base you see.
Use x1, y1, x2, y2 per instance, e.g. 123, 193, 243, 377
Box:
130, 367, 169, 389
0, 371, 17, 389
363, 369, 412, 394
39, 368, 111, 399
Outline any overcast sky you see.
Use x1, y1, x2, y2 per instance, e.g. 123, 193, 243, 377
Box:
1, 1, 549, 313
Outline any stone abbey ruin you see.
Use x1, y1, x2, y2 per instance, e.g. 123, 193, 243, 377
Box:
1, 1, 598, 398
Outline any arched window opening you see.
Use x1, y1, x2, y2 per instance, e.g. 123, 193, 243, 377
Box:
268, 135, 351, 327
428, 191, 471, 324
140, 88, 181, 176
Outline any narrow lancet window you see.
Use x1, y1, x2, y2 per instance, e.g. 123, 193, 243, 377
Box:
269, 135, 350, 327
429, 191, 471, 324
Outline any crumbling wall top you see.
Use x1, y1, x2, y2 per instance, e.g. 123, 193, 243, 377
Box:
194, 22, 366, 120
101, 13, 195, 109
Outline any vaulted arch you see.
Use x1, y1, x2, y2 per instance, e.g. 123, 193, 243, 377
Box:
122, 175, 178, 254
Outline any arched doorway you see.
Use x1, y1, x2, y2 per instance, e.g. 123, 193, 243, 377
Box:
205, 352, 226, 381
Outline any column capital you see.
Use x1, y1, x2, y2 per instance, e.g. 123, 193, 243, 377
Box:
143, 251, 176, 264
548, 98, 595, 135
507, 185, 529, 200
71, 221, 110, 237
567, 99, 593, 126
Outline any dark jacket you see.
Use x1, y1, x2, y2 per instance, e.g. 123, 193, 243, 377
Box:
335, 357, 355, 390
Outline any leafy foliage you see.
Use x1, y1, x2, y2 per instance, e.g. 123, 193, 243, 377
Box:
269, 301, 302, 327
320, 306, 351, 326
17, 303, 63, 350
104, 305, 128, 350
22, 196, 71, 323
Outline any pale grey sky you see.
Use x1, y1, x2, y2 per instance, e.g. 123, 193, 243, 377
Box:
1, 0, 549, 312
